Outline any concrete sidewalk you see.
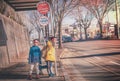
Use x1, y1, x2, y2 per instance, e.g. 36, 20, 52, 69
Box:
0, 62, 65, 81
0, 48, 65, 81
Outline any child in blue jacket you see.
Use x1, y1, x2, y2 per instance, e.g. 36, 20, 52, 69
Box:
28, 39, 42, 80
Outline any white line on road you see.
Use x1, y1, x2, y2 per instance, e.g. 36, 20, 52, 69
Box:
94, 57, 101, 60
109, 61, 120, 66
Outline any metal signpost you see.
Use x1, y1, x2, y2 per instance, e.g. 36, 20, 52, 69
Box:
37, 1, 58, 76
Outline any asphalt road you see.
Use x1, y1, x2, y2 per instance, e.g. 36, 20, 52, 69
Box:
61, 40, 120, 81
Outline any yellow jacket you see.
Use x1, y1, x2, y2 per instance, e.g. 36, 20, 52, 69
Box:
45, 41, 55, 62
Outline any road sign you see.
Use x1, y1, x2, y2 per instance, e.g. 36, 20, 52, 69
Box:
37, 1, 50, 14
39, 16, 49, 26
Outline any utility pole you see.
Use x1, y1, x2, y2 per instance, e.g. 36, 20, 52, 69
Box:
115, 0, 120, 39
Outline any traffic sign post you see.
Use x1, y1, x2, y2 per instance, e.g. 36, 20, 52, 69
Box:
39, 16, 49, 26
37, 1, 50, 15
37, 1, 58, 76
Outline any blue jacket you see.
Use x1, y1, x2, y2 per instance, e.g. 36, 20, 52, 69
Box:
28, 46, 42, 64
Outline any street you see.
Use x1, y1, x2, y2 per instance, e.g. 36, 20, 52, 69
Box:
61, 40, 120, 81
1, 0, 120, 81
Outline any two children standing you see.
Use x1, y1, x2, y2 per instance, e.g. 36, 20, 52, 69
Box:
28, 37, 56, 80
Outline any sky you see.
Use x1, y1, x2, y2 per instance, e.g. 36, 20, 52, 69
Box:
62, 10, 117, 26
62, 17, 76, 25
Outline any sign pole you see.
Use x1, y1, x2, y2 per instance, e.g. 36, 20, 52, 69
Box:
54, 40, 58, 76
37, 1, 58, 76
115, 0, 120, 39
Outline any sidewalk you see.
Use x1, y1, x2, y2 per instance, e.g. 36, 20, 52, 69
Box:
0, 48, 65, 81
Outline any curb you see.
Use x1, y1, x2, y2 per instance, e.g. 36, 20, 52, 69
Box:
59, 48, 68, 59
59, 61, 71, 81
59, 48, 71, 81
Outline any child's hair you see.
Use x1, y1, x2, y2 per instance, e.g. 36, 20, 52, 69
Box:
33, 39, 39, 42
50, 37, 55, 40
48, 37, 55, 47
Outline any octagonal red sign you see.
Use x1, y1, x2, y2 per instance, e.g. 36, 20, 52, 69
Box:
37, 1, 50, 14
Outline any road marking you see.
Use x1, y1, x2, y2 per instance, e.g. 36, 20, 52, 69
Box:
110, 61, 120, 66
94, 57, 101, 60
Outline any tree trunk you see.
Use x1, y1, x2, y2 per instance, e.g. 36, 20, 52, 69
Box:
98, 20, 103, 38
38, 31, 40, 41
84, 28, 87, 40
58, 20, 62, 49
79, 27, 82, 40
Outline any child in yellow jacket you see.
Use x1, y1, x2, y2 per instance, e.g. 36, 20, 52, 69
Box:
45, 37, 56, 77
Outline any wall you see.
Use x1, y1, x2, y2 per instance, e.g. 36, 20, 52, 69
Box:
0, 14, 29, 68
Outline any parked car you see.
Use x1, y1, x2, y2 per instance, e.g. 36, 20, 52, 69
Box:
62, 36, 73, 42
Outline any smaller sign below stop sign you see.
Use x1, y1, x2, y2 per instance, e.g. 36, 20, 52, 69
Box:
37, 1, 50, 14
39, 16, 49, 26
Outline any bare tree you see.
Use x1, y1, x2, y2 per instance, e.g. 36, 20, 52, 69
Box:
71, 6, 93, 40
53, 0, 80, 48
81, 0, 115, 38
25, 11, 47, 46
28, 11, 42, 39
80, 11, 93, 40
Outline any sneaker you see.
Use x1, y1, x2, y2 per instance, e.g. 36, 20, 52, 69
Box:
28, 75, 32, 80
36, 74, 40, 79
49, 73, 54, 77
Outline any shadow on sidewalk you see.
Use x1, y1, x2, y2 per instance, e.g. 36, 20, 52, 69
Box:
61, 52, 120, 59
0, 48, 65, 80
0, 62, 64, 81
0, 74, 27, 79
0, 62, 28, 79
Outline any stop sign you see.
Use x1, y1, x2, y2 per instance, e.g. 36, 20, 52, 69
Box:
37, 1, 50, 14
